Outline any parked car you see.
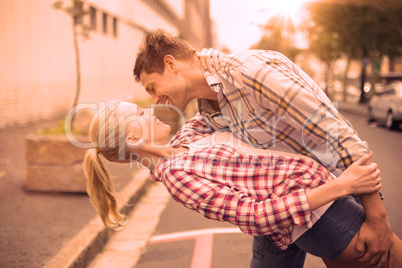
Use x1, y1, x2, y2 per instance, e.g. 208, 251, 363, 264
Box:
367, 81, 402, 129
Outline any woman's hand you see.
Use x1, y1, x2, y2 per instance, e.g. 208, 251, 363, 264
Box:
196, 48, 224, 72
338, 151, 382, 195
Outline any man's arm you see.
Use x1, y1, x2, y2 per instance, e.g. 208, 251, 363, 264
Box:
241, 52, 393, 266
356, 193, 393, 267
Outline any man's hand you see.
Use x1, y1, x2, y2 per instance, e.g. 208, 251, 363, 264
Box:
196, 48, 224, 72
356, 218, 394, 267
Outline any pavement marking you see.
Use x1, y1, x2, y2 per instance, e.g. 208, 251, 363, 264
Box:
149, 227, 242, 268
191, 234, 214, 268
149, 227, 242, 243
148, 227, 325, 268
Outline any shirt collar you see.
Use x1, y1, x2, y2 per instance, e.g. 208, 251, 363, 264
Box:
204, 70, 222, 93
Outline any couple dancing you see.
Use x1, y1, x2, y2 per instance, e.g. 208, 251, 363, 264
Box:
83, 29, 402, 267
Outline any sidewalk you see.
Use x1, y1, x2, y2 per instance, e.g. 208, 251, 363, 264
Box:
0, 119, 150, 268
0, 101, 366, 268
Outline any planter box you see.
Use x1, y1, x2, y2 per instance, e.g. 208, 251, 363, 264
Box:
25, 134, 90, 193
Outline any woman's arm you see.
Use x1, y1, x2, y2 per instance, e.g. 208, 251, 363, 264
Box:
168, 113, 216, 148
160, 152, 381, 237
306, 151, 381, 210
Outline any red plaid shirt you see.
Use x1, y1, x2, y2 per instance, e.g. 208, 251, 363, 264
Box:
151, 115, 333, 249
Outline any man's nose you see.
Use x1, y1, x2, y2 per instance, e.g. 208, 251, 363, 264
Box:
151, 95, 159, 104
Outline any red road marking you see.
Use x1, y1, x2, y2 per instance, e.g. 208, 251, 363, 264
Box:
190, 234, 214, 268
149, 228, 241, 268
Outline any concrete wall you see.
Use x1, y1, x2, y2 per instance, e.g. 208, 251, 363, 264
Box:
0, 0, 210, 129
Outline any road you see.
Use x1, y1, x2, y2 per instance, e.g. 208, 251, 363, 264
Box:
346, 114, 402, 237
133, 111, 402, 268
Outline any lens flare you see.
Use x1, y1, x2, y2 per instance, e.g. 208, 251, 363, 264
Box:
257, 0, 311, 48
270, 0, 307, 22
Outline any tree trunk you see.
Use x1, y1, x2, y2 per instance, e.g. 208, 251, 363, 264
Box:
342, 57, 351, 102
359, 59, 367, 103
324, 62, 331, 98
71, 20, 81, 128
359, 46, 370, 103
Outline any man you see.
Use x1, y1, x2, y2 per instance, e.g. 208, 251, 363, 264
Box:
133, 29, 394, 267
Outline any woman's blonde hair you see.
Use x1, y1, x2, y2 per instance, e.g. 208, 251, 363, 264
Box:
83, 101, 130, 230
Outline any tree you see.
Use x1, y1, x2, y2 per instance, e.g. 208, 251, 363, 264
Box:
53, 0, 90, 127
307, 24, 342, 99
251, 15, 301, 62
307, 1, 402, 102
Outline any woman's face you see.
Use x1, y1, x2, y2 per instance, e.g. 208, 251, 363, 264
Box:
116, 102, 171, 147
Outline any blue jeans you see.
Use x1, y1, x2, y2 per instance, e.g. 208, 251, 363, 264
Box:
250, 196, 365, 267
250, 237, 306, 268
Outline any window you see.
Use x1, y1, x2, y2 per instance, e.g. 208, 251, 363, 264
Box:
113, 17, 118, 37
102, 12, 108, 34
90, 6, 97, 31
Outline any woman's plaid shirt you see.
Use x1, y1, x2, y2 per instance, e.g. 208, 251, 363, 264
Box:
151, 115, 334, 249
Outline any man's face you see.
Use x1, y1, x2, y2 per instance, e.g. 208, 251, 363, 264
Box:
139, 69, 190, 113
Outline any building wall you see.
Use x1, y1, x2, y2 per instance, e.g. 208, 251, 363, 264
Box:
1, 0, 76, 127
0, 0, 210, 129
181, 0, 212, 48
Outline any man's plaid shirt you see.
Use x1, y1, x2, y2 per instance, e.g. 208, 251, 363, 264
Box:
198, 50, 368, 174
151, 115, 334, 249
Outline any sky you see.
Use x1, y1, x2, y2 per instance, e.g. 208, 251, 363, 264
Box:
209, 0, 311, 53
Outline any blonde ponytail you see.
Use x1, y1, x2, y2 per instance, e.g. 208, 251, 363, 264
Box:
82, 101, 128, 230
83, 148, 126, 229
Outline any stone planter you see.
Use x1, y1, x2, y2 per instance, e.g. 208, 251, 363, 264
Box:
25, 134, 90, 193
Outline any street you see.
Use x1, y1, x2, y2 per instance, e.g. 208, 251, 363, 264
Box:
133, 110, 402, 268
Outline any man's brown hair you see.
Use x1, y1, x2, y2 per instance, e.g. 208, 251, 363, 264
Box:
133, 29, 196, 82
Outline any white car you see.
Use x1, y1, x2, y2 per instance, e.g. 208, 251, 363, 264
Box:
367, 81, 402, 129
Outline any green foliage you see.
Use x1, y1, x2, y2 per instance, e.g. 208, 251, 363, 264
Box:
53, 0, 91, 39
250, 16, 301, 61
306, 1, 402, 102
37, 120, 66, 134
53, 1, 63, 9
37, 120, 86, 135
307, 2, 402, 60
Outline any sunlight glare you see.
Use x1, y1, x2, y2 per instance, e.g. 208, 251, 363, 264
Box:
261, 0, 310, 25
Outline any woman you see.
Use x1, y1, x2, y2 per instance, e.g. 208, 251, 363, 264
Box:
83, 101, 401, 267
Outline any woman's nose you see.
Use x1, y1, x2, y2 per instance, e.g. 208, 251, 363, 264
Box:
143, 108, 154, 117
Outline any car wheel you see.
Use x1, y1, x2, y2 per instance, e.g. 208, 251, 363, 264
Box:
367, 108, 374, 123
385, 111, 398, 129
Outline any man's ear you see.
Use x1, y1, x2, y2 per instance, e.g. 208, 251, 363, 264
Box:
126, 135, 144, 148
164, 55, 177, 73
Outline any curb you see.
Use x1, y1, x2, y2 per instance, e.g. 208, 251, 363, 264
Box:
44, 168, 151, 268
88, 183, 171, 268
337, 102, 368, 117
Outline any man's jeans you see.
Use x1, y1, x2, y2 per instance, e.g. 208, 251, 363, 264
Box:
250, 196, 365, 267
250, 237, 306, 268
